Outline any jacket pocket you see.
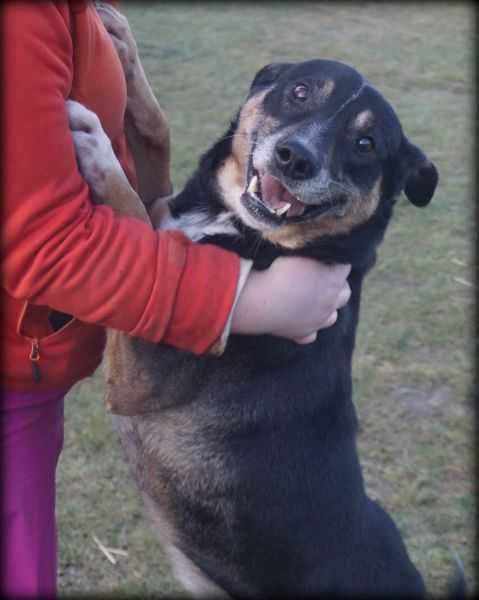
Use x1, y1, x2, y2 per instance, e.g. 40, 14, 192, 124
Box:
14, 300, 105, 388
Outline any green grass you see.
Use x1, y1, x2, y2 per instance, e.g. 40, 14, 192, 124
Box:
57, 2, 475, 597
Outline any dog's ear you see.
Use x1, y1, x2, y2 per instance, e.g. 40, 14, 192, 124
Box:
250, 62, 292, 91
400, 138, 438, 207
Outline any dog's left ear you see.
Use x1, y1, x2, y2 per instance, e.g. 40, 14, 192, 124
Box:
400, 138, 439, 207
250, 62, 292, 91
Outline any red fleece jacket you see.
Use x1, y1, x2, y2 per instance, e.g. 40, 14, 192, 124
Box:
1, 1, 240, 392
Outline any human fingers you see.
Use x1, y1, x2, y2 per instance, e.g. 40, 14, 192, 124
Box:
336, 282, 351, 309
332, 263, 352, 279
320, 310, 338, 329
293, 305, 340, 341
292, 332, 318, 344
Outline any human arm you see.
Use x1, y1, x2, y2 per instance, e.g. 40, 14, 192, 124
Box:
1, 1, 238, 354
67, 98, 351, 349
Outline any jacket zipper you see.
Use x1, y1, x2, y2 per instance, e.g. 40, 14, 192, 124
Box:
29, 338, 41, 383
17, 300, 78, 385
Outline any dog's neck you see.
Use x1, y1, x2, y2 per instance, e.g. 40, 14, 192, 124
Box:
169, 123, 394, 274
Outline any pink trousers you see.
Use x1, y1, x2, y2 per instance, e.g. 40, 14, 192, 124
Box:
1, 389, 66, 598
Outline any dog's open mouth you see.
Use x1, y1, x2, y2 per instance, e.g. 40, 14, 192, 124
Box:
241, 163, 344, 226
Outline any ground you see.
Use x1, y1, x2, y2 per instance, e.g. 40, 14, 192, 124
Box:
57, 2, 475, 596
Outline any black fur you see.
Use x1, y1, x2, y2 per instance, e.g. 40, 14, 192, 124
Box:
128, 60, 442, 597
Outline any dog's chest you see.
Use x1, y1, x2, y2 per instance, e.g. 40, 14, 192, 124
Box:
160, 209, 238, 241
129, 295, 354, 413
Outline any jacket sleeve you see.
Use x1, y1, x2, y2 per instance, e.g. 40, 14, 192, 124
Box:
1, 2, 240, 354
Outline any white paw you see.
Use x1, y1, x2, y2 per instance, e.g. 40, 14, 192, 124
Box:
95, 2, 138, 78
66, 100, 121, 200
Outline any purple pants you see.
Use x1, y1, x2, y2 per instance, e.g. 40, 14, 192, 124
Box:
1, 389, 66, 598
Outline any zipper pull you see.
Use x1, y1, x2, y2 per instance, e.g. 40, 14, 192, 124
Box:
29, 339, 41, 383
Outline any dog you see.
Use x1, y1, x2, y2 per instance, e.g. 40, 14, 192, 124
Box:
68, 57, 440, 597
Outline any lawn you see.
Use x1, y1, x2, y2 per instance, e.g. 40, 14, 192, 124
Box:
57, 2, 475, 596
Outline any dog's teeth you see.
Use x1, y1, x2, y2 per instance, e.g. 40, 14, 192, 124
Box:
274, 203, 292, 216
264, 204, 275, 214
247, 175, 259, 194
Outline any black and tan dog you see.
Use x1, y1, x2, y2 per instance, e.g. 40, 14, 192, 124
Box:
69, 58, 440, 597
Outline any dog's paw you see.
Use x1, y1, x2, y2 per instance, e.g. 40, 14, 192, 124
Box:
66, 99, 122, 202
95, 2, 138, 80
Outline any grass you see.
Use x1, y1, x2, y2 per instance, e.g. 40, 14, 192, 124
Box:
57, 2, 475, 597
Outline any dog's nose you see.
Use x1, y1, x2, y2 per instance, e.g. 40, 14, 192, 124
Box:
274, 140, 316, 180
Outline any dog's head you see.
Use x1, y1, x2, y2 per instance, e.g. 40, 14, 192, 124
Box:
216, 59, 438, 249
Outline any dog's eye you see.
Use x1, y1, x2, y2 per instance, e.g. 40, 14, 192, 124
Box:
292, 83, 309, 101
356, 136, 375, 154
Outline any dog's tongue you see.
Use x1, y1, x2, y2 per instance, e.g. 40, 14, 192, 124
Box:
261, 173, 305, 217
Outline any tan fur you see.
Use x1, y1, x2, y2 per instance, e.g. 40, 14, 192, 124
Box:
221, 87, 279, 186
103, 331, 161, 415
217, 156, 245, 205
217, 87, 281, 227
264, 176, 383, 248
114, 417, 228, 596
353, 109, 374, 130
113, 403, 236, 598
100, 170, 151, 223
318, 78, 336, 102
124, 112, 171, 206
166, 545, 230, 598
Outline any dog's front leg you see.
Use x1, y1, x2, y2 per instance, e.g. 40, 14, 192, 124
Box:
67, 99, 164, 415
67, 99, 150, 224
95, 2, 172, 206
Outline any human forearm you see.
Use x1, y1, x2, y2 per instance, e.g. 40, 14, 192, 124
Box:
2, 2, 239, 354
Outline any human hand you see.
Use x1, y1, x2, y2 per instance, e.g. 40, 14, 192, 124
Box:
231, 257, 351, 344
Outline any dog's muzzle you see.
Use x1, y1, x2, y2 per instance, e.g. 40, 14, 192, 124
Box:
241, 140, 347, 226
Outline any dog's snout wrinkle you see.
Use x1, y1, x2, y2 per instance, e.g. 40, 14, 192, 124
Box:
274, 139, 316, 181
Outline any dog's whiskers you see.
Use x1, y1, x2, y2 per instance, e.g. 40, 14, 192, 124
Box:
221, 132, 251, 142
327, 180, 352, 194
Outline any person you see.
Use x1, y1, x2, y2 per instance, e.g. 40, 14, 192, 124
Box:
0, 1, 351, 596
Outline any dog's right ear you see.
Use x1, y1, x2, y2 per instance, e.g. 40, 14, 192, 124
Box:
250, 63, 292, 91
400, 139, 439, 207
